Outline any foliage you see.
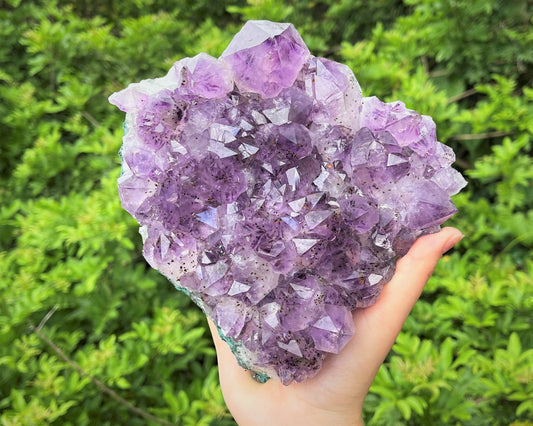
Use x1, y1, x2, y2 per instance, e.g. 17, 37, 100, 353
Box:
0, 0, 532, 425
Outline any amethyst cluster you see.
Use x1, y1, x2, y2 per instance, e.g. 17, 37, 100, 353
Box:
109, 20, 466, 385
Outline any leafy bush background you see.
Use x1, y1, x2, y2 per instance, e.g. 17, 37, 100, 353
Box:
1, 0, 532, 424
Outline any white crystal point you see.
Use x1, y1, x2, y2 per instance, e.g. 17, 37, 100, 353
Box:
277, 339, 303, 357
196, 206, 219, 229
202, 261, 229, 286
221, 21, 307, 57
228, 280, 251, 296
387, 153, 408, 166
293, 238, 319, 254
288, 197, 306, 212
431, 167, 468, 196
305, 210, 332, 230
313, 315, 339, 333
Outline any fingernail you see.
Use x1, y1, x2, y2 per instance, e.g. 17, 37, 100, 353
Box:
441, 232, 464, 254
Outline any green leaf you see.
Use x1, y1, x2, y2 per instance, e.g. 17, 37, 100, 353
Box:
508, 333, 522, 358
115, 377, 130, 389
396, 399, 412, 420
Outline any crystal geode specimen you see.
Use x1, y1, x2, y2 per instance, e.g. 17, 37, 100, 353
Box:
109, 20, 466, 385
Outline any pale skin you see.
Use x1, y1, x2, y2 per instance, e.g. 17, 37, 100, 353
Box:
208, 226, 464, 426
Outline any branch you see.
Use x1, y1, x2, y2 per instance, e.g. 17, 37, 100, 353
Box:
447, 88, 477, 104
29, 324, 175, 426
421, 56, 429, 74
453, 158, 471, 170
429, 70, 448, 78
36, 305, 58, 331
450, 130, 513, 141
82, 111, 101, 127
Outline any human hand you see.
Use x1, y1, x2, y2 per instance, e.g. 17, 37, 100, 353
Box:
208, 227, 464, 426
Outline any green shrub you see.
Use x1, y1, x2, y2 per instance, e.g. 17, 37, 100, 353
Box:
1, 1, 531, 424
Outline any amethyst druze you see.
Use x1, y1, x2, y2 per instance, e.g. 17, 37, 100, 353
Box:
109, 20, 466, 385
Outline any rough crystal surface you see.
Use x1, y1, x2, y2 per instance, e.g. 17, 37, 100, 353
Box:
109, 20, 467, 385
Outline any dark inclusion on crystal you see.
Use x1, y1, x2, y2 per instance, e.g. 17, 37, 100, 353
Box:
109, 20, 466, 385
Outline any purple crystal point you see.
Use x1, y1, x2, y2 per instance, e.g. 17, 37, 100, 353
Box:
302, 57, 362, 129
171, 53, 234, 99
221, 20, 310, 98
110, 20, 467, 385
361, 96, 437, 156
